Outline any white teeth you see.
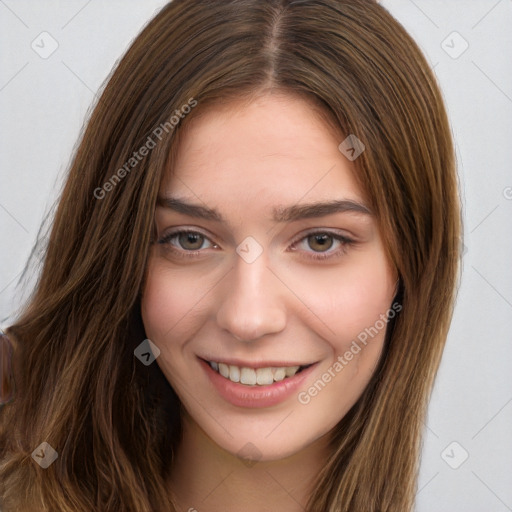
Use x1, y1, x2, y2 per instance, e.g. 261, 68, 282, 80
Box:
256, 367, 274, 385
218, 363, 230, 378
208, 361, 305, 386
229, 365, 240, 383
240, 367, 257, 385
285, 366, 300, 377
273, 367, 286, 381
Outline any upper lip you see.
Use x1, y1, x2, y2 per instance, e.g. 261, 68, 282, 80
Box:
199, 356, 315, 369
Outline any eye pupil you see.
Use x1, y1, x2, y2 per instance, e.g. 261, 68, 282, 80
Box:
179, 232, 204, 250
308, 233, 333, 252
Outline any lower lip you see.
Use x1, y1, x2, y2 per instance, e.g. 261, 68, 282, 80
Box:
200, 359, 318, 408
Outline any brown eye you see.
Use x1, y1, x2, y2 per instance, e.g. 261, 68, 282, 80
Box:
158, 230, 214, 252
290, 230, 353, 261
307, 233, 334, 252
178, 232, 206, 250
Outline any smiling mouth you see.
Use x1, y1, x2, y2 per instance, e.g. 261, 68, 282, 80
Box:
204, 359, 313, 386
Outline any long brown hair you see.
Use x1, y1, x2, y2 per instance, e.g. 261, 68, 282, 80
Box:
0, 1, 461, 510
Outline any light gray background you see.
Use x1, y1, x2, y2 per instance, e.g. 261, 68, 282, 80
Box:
1, 1, 511, 510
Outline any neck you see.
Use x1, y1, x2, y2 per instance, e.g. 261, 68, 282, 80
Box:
168, 414, 330, 512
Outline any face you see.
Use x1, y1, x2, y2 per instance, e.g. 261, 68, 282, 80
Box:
141, 93, 397, 461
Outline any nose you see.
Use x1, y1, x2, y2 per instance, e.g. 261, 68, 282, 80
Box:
215, 253, 287, 342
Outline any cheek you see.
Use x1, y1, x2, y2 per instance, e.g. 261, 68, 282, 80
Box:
141, 261, 211, 392
281, 251, 395, 412
281, 253, 395, 348
291, 256, 395, 423
141, 259, 204, 343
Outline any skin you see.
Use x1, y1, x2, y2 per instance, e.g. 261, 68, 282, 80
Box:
141, 92, 397, 512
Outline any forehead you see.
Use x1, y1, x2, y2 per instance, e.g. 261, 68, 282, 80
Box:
161, 93, 366, 211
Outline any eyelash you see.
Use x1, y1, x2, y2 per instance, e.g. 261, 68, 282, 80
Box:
157, 228, 355, 262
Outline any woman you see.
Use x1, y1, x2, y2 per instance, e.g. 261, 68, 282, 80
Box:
0, 0, 461, 510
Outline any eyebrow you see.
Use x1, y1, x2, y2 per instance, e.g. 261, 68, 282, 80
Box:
156, 196, 372, 223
